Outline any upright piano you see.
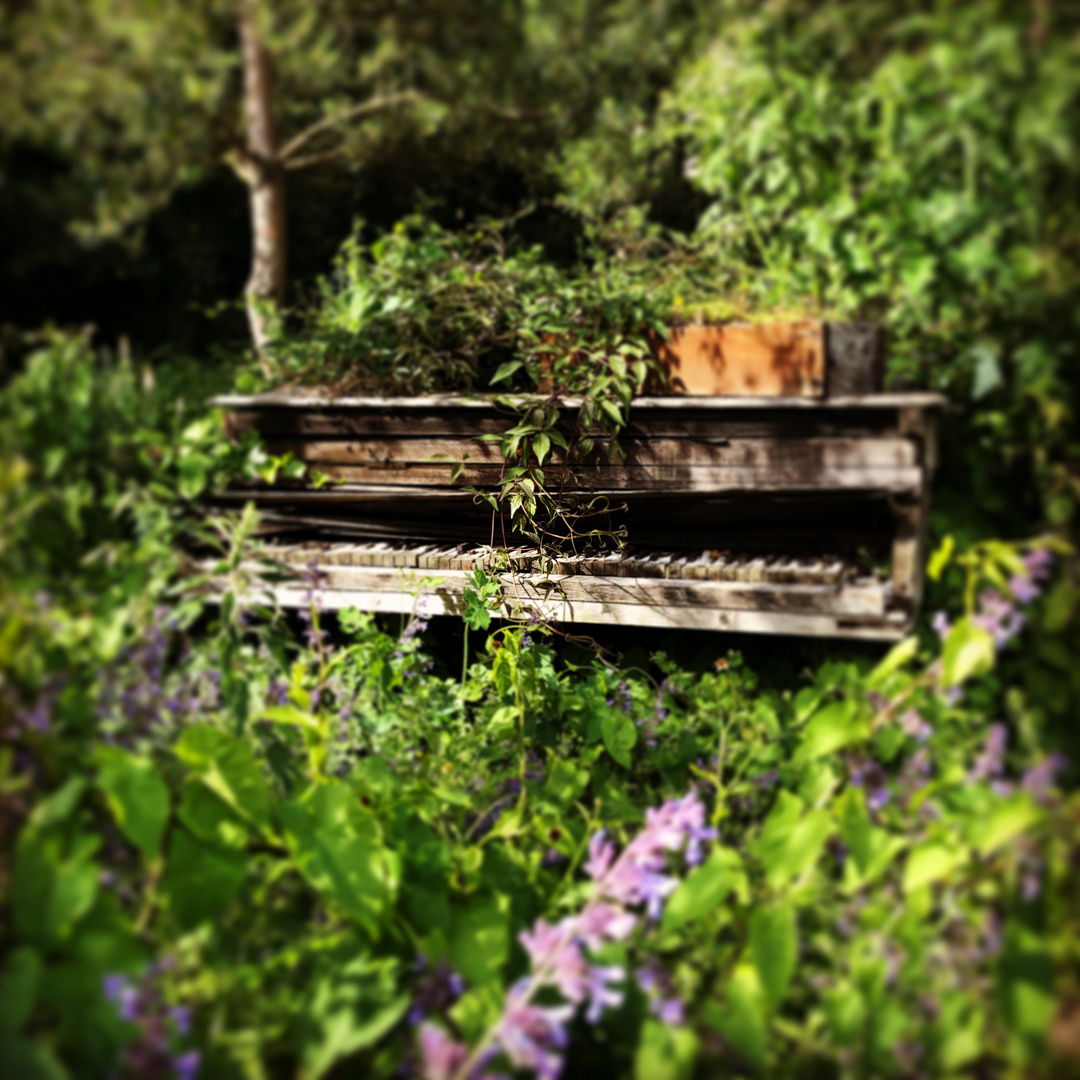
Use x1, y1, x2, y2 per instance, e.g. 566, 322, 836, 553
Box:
208, 388, 944, 639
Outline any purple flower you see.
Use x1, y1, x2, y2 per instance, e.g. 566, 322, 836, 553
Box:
171, 1005, 191, 1036
418, 1024, 470, 1080
576, 902, 636, 949
173, 1050, 201, 1080
1008, 574, 1040, 604
932, 611, 951, 639
900, 709, 932, 743
973, 589, 1025, 649
496, 989, 573, 1080
1022, 752, 1067, 803
265, 679, 289, 706
634, 960, 684, 1025
1022, 546, 1053, 581
969, 723, 1008, 782
583, 965, 624, 1024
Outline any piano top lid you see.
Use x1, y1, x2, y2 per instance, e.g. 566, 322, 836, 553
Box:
210, 389, 948, 411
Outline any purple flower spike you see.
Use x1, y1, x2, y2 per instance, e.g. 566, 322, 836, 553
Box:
1022, 752, 1067, 803
173, 1050, 201, 1080
418, 1024, 470, 1080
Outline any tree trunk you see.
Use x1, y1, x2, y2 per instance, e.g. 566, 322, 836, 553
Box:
239, 0, 286, 369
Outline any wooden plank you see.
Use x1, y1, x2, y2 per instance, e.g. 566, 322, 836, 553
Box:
277, 563, 888, 617
261, 436, 918, 470
225, 407, 904, 441
653, 322, 826, 397
305, 461, 924, 493
258, 582, 907, 640
212, 391, 947, 411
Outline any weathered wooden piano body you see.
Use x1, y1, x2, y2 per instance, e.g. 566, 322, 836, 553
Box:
210, 389, 944, 639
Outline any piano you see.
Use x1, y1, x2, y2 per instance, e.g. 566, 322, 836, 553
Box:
207, 388, 944, 639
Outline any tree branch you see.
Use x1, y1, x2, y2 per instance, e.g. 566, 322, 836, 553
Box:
278, 91, 419, 163
284, 147, 346, 172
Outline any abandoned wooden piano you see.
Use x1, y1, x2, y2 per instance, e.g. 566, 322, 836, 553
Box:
209, 373, 944, 640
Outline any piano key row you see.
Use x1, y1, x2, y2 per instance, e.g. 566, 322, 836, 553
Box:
265, 540, 853, 585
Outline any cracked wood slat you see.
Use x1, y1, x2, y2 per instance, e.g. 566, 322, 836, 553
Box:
253, 562, 888, 617
259, 583, 907, 639
260, 436, 917, 470
302, 462, 924, 494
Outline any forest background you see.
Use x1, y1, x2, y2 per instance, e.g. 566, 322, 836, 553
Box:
1, 2, 1079, 1079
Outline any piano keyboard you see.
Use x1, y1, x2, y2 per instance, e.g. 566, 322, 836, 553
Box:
262, 540, 857, 586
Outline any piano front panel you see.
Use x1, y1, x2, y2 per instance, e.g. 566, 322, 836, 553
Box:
208, 393, 945, 639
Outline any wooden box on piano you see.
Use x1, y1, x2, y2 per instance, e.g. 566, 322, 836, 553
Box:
209, 391, 945, 639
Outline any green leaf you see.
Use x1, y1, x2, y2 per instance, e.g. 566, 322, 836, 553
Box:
177, 780, 249, 849
868, 636, 918, 687
0, 1036, 69, 1080
750, 903, 797, 1010
259, 704, 320, 731
927, 535, 955, 582
969, 793, 1040, 856
162, 829, 246, 929
824, 983, 866, 1046
449, 895, 510, 986
970, 341, 1002, 400
95, 746, 170, 859
837, 786, 907, 888
277, 781, 397, 936
755, 791, 833, 889
0, 947, 42, 1034
941, 618, 996, 687
300, 957, 410, 1080
600, 709, 637, 768
634, 1018, 700, 1080
28, 778, 86, 832
489, 359, 522, 385
11, 831, 99, 947
793, 699, 865, 765
706, 966, 768, 1072
533, 432, 551, 465
175, 724, 272, 833
662, 847, 745, 931
903, 841, 968, 894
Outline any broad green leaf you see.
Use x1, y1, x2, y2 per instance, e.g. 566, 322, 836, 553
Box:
750, 903, 797, 1010
162, 829, 246, 930
277, 781, 397, 936
927, 535, 955, 582
662, 847, 745, 931
0, 947, 42, 1034
941, 618, 995, 688
489, 359, 522, 385
837, 787, 907, 888
868, 636, 918, 687
0, 1036, 69, 1080
755, 792, 834, 889
634, 1018, 700, 1080
600, 710, 637, 768
11, 831, 99, 947
533, 432, 551, 465
707, 966, 768, 1072
177, 780, 249, 849
175, 724, 271, 833
95, 746, 170, 859
969, 793, 1040, 856
300, 957, 410, 1080
28, 778, 86, 832
793, 699, 866, 764
903, 842, 968, 894
824, 983, 866, 1046
260, 704, 320, 731
449, 895, 510, 987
